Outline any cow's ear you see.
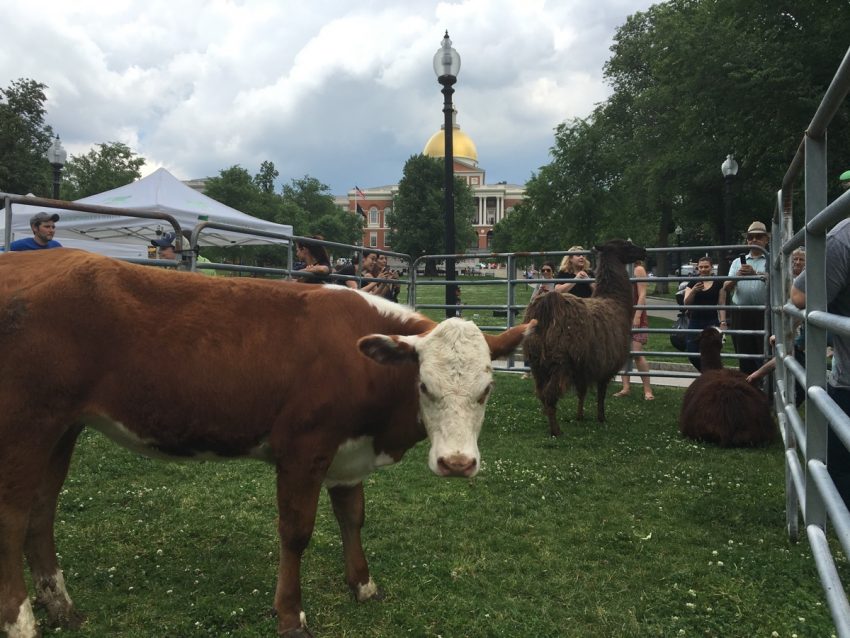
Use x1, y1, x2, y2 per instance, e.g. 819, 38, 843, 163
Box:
483, 320, 536, 360
358, 334, 419, 365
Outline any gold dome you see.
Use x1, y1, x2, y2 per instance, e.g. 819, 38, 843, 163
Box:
423, 128, 478, 164
423, 107, 478, 164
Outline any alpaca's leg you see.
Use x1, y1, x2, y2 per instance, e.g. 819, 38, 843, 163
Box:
596, 380, 609, 422
575, 383, 587, 421
536, 373, 563, 436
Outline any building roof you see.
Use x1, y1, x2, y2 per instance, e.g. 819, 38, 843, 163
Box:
422, 107, 478, 164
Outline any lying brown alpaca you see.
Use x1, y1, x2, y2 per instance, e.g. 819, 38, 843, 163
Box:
679, 326, 776, 447
523, 239, 647, 435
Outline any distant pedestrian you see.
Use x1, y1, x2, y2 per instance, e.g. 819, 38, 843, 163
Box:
555, 246, 595, 298
151, 232, 178, 260
530, 262, 556, 301
10, 212, 62, 251
723, 221, 769, 375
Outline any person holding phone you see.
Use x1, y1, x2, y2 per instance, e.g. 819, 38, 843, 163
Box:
683, 255, 727, 370
723, 221, 770, 375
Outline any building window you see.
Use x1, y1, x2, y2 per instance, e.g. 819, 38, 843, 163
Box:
383, 207, 391, 227
369, 232, 377, 248
470, 176, 479, 185
369, 207, 379, 226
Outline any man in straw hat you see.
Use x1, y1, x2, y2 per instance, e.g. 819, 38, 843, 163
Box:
9, 212, 63, 251
723, 220, 769, 375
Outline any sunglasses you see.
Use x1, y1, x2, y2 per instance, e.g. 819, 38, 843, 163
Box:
541, 268, 553, 273
747, 233, 766, 240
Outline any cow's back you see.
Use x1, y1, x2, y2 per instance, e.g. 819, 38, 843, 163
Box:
0, 250, 420, 457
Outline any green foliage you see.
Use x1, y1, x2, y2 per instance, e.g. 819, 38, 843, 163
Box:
52, 374, 841, 637
281, 175, 362, 246
253, 160, 279, 194
61, 142, 145, 199
505, 0, 850, 255
387, 154, 476, 259
202, 166, 361, 266
0, 78, 54, 196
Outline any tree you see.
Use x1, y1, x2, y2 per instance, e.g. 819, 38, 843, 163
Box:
203, 167, 361, 266
387, 154, 475, 273
254, 160, 278, 194
507, 0, 850, 279
61, 142, 145, 199
280, 175, 362, 246
0, 78, 54, 196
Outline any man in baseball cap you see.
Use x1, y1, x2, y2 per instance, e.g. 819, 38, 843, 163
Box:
150, 232, 178, 260
723, 220, 770, 375
9, 211, 62, 251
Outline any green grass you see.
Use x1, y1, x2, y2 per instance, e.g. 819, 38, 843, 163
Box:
42, 375, 842, 637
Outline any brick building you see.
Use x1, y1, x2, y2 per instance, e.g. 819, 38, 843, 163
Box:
343, 110, 525, 254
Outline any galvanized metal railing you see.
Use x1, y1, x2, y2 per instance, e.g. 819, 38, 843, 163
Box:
771, 45, 850, 638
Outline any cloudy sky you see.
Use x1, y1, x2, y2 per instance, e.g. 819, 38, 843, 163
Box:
2, 0, 655, 196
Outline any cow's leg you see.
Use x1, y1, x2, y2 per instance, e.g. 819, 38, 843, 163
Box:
327, 483, 382, 602
274, 464, 324, 638
0, 508, 36, 638
25, 425, 84, 629
0, 422, 65, 638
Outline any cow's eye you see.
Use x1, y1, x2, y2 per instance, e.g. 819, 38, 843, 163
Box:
419, 382, 429, 396
477, 383, 493, 405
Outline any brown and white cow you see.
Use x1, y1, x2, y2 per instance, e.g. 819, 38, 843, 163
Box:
0, 249, 532, 638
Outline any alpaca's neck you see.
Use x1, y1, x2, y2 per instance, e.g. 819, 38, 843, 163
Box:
700, 346, 724, 371
593, 258, 634, 309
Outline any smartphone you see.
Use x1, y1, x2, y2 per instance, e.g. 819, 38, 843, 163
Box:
739, 253, 748, 265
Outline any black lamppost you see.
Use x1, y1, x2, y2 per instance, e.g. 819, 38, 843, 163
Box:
434, 31, 460, 318
721, 154, 738, 276
46, 135, 67, 199
674, 224, 683, 276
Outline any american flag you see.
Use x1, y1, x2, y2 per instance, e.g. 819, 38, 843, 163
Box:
355, 185, 366, 199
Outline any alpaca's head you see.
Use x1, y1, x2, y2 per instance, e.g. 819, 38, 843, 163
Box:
698, 325, 725, 351
593, 239, 647, 265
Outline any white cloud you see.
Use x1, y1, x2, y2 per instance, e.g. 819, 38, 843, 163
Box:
1, 0, 655, 192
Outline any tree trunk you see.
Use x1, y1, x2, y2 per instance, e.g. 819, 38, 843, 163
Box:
652, 199, 674, 294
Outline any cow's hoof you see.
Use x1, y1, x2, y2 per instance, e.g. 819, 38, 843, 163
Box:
353, 578, 384, 602
37, 602, 85, 630
54, 609, 85, 630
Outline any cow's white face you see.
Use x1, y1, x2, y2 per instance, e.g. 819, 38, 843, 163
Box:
410, 319, 492, 477
358, 317, 534, 478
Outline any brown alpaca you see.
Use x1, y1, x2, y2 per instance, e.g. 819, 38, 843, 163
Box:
679, 326, 776, 447
523, 239, 647, 435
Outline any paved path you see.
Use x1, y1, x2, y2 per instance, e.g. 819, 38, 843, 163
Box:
645, 295, 682, 320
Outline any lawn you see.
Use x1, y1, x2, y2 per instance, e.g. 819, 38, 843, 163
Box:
43, 374, 841, 637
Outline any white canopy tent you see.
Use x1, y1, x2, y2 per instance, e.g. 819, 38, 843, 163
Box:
2, 168, 293, 253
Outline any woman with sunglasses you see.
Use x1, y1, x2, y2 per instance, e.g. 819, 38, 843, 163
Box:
530, 261, 556, 301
